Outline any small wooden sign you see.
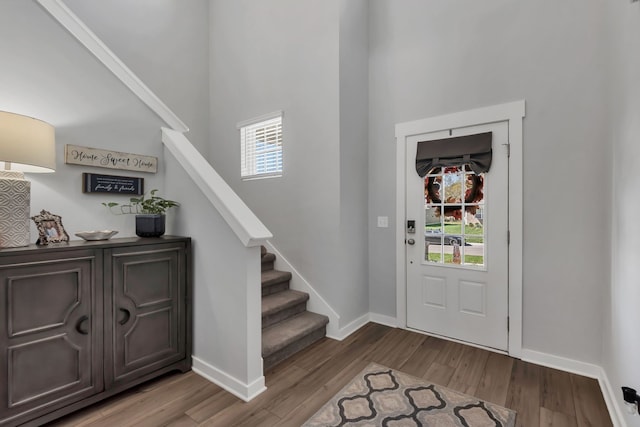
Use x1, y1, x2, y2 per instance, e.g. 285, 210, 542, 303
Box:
65, 144, 158, 173
82, 173, 144, 195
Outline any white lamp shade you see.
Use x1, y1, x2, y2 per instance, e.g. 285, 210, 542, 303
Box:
0, 111, 56, 172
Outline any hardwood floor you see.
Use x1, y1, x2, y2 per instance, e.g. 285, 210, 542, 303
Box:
47, 324, 613, 427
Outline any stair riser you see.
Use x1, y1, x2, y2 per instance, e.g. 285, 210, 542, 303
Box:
261, 253, 276, 272
262, 302, 307, 329
262, 281, 290, 296
263, 326, 326, 370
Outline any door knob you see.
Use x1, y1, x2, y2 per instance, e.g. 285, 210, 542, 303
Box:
407, 238, 415, 245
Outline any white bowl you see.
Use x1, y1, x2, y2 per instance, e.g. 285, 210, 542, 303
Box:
75, 230, 119, 241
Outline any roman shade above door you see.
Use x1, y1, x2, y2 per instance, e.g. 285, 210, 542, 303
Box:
415, 131, 492, 177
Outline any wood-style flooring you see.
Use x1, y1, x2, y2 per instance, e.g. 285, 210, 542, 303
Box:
48, 323, 613, 427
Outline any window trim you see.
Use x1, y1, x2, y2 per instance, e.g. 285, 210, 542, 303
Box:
238, 111, 283, 181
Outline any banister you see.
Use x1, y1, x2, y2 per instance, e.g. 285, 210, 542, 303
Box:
162, 128, 272, 247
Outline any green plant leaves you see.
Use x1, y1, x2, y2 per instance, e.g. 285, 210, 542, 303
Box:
102, 190, 179, 215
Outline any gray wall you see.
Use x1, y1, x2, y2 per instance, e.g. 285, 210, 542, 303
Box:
208, 0, 370, 327
605, 1, 640, 426
368, 0, 610, 363
337, 0, 370, 323
0, 0, 167, 238
64, 0, 211, 157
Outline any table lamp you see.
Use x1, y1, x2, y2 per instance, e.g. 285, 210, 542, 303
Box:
0, 111, 56, 248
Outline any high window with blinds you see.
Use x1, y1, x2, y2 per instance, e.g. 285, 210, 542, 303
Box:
239, 112, 283, 180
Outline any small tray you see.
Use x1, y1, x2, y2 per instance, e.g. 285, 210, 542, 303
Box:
75, 230, 119, 241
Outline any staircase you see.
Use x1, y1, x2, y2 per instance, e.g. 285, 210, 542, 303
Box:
261, 246, 329, 370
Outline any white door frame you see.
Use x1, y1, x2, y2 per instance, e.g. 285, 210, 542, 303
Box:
395, 100, 525, 357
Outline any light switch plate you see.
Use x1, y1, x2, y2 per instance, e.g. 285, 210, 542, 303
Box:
377, 216, 389, 228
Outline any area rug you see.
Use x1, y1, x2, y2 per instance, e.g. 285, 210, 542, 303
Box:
303, 363, 516, 427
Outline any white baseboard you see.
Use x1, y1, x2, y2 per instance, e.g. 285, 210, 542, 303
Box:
520, 348, 601, 378
327, 312, 398, 341
596, 365, 627, 427
328, 312, 370, 341
369, 313, 398, 328
192, 356, 266, 402
521, 349, 626, 427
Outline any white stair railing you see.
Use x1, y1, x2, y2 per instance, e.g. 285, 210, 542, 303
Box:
162, 128, 272, 247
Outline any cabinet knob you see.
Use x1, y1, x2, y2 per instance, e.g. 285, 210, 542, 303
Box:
118, 308, 131, 326
76, 316, 89, 335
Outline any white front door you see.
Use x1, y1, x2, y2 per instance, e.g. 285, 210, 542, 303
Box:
405, 121, 509, 351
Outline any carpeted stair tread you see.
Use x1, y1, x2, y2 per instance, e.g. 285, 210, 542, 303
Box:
262, 289, 310, 329
261, 269, 292, 287
262, 289, 309, 317
261, 269, 292, 296
262, 311, 329, 357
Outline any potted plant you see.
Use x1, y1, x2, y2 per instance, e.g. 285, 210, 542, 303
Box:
103, 189, 179, 237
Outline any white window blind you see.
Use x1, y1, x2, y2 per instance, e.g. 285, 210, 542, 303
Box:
239, 113, 283, 180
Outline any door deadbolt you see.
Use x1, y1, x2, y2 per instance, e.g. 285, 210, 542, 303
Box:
407, 238, 415, 245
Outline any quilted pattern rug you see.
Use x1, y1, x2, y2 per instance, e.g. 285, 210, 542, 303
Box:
303, 363, 516, 427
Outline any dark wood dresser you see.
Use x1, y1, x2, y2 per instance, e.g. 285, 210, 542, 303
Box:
0, 237, 192, 426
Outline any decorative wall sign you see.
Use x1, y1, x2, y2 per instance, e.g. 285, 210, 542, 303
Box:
65, 144, 158, 173
82, 173, 144, 195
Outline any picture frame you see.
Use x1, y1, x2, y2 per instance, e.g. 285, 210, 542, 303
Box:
31, 210, 70, 245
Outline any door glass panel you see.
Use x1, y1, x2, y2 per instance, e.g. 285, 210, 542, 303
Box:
444, 221, 463, 236
424, 166, 485, 269
425, 206, 440, 228
443, 171, 463, 203
465, 237, 484, 266
425, 239, 443, 263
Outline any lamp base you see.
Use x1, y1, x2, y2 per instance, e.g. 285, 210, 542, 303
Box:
0, 171, 31, 248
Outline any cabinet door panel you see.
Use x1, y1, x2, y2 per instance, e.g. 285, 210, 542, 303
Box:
107, 244, 185, 386
123, 258, 173, 306
8, 270, 80, 337
9, 335, 82, 406
125, 307, 173, 364
0, 253, 102, 425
